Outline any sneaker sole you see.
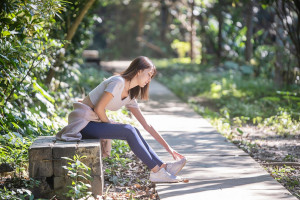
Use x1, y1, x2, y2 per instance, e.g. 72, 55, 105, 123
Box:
150, 179, 180, 183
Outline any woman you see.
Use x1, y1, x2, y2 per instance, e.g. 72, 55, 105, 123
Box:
56, 56, 186, 182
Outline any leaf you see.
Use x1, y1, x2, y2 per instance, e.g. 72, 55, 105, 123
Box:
1, 18, 12, 24
32, 80, 55, 103
0, 54, 10, 61
2, 31, 10, 36
77, 175, 88, 180
61, 157, 73, 161
35, 93, 53, 111
262, 96, 280, 102
240, 65, 254, 75
224, 61, 239, 70
237, 128, 243, 135
0, 57, 5, 65
11, 122, 20, 129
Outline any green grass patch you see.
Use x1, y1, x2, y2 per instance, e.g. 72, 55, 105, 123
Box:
155, 59, 300, 137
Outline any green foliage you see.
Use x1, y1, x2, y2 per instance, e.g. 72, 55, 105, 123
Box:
104, 140, 131, 185
0, 0, 66, 161
0, 62, 116, 198
261, 108, 300, 136
0, 0, 64, 108
62, 155, 92, 200
0, 0, 134, 198
89, 1, 177, 60
224, 61, 239, 71
156, 59, 300, 137
49, 0, 99, 67
252, 45, 277, 78
0, 177, 39, 200
223, 61, 254, 76
171, 39, 190, 58
269, 165, 299, 190
0, 186, 34, 200
0, 132, 31, 177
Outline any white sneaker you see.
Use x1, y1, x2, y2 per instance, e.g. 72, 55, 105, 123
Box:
150, 168, 181, 183
166, 157, 187, 175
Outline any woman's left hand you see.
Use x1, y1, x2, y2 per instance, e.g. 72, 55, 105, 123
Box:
168, 147, 185, 160
109, 119, 121, 124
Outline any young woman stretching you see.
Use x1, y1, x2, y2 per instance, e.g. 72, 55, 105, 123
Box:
56, 56, 186, 182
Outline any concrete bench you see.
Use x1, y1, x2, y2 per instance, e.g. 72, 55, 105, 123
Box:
29, 136, 104, 199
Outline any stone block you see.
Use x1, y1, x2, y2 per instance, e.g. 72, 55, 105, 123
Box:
28, 136, 55, 177
53, 144, 77, 177
29, 136, 104, 199
91, 175, 104, 197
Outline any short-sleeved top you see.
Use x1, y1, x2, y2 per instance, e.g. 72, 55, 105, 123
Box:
88, 75, 138, 111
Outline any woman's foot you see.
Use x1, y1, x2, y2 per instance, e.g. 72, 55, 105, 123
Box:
166, 157, 187, 175
149, 168, 181, 183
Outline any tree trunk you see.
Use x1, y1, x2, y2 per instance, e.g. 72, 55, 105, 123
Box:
245, 0, 254, 62
136, 37, 166, 56
216, 5, 223, 65
274, 14, 284, 87
190, 0, 195, 62
138, 8, 145, 39
197, 12, 205, 63
160, 0, 168, 41
274, 0, 300, 84
65, 0, 96, 42
197, 13, 216, 62
45, 0, 96, 85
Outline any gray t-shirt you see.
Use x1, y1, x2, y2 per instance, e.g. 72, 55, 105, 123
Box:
88, 75, 138, 111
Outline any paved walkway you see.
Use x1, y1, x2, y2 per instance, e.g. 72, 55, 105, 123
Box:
102, 61, 297, 200
139, 80, 297, 200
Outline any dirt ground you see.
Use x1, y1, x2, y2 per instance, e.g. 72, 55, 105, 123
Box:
231, 124, 300, 199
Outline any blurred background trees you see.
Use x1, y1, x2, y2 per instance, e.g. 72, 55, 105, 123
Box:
2, 0, 298, 90
86, 0, 299, 86
0, 0, 299, 198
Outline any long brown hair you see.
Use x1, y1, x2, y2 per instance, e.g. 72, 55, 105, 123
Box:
121, 56, 157, 100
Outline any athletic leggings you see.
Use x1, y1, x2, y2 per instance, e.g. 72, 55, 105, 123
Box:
80, 122, 163, 169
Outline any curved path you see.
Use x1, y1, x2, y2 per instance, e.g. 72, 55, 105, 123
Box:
102, 61, 297, 200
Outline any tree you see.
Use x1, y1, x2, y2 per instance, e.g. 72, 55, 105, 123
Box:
160, 0, 169, 42
260, 0, 300, 84
167, 0, 198, 61
245, 0, 254, 62
274, 0, 300, 83
190, 0, 196, 62
0, 0, 63, 107
45, 0, 96, 85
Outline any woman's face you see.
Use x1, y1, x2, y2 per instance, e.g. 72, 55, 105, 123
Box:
137, 67, 154, 87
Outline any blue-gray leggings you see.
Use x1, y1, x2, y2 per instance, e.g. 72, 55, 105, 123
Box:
80, 122, 163, 169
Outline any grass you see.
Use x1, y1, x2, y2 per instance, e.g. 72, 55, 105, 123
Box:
154, 58, 300, 133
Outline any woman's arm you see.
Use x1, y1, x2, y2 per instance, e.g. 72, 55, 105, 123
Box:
129, 106, 184, 160
94, 92, 113, 123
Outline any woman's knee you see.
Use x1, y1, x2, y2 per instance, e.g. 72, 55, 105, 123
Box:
123, 124, 138, 138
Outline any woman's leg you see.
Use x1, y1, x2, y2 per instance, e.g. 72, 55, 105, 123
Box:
133, 128, 164, 167
80, 122, 161, 170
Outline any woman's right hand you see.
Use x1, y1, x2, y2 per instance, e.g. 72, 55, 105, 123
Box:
168, 147, 185, 160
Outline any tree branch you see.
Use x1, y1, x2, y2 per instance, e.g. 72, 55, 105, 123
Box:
4, 53, 43, 106
66, 0, 96, 42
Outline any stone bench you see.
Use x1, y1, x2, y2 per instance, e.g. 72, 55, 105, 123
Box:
29, 136, 104, 199
82, 50, 101, 66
